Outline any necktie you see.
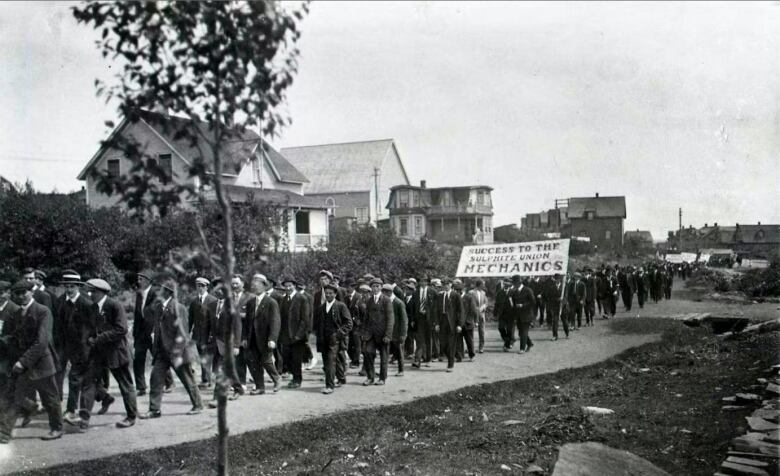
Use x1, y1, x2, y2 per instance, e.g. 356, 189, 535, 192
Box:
216, 300, 223, 318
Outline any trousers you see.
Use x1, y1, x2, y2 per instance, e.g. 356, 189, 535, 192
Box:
81, 361, 137, 421
362, 336, 388, 382
149, 354, 202, 413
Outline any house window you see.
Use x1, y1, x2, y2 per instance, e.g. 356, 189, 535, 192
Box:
399, 218, 408, 236
355, 207, 368, 224
398, 190, 409, 208
605, 230, 612, 240
477, 217, 483, 229
159, 154, 172, 178
477, 191, 485, 205
586, 211, 595, 220
295, 211, 310, 234
412, 191, 420, 207
414, 216, 423, 236
441, 192, 450, 206
252, 158, 262, 184
107, 159, 120, 178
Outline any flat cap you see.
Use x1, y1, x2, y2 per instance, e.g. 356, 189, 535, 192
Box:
381, 284, 394, 292
0, 281, 11, 292
430, 278, 442, 287
363, 273, 375, 281
251, 273, 269, 286
370, 277, 383, 285
407, 278, 418, 285
11, 280, 33, 292
86, 278, 111, 293
195, 277, 210, 286
323, 283, 339, 293
280, 276, 298, 285
358, 284, 371, 292
404, 282, 416, 290
319, 270, 333, 280
441, 277, 452, 284
511, 275, 523, 284
34, 270, 47, 280
137, 270, 154, 281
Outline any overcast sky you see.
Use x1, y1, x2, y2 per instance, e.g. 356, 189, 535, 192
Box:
1, 1, 778, 240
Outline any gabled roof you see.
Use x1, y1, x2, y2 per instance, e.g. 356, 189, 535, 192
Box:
735, 224, 780, 243
78, 110, 307, 184
218, 185, 327, 209
280, 139, 410, 194
568, 196, 626, 219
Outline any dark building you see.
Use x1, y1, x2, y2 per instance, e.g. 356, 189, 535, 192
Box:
565, 194, 627, 250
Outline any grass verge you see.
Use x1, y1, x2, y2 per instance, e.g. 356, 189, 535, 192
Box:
26, 318, 779, 476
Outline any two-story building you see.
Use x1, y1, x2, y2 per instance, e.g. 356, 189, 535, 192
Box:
280, 139, 411, 227
76, 110, 329, 252
565, 194, 627, 250
386, 181, 494, 244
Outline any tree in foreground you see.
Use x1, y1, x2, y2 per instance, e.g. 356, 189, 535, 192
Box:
72, 2, 308, 473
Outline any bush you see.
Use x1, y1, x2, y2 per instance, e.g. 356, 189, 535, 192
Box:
735, 258, 780, 297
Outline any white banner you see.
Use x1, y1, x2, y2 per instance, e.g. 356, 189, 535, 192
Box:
456, 239, 570, 277
665, 254, 684, 264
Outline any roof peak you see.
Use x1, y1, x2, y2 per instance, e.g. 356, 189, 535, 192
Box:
281, 138, 394, 150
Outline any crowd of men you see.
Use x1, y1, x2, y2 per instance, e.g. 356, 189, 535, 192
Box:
0, 260, 681, 443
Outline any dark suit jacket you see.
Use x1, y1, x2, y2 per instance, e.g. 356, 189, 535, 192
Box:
152, 299, 196, 365
0, 300, 19, 322
390, 296, 408, 343
286, 292, 311, 344
234, 291, 255, 344
345, 291, 362, 328
133, 286, 158, 348
361, 294, 394, 340
494, 283, 510, 320
404, 294, 418, 331
542, 280, 564, 306
34, 289, 54, 313
189, 293, 218, 346
437, 290, 463, 332
92, 297, 131, 369
461, 291, 480, 330
246, 294, 280, 354
569, 280, 586, 304
507, 285, 536, 324
211, 299, 241, 350
314, 300, 352, 352
4, 302, 57, 380
414, 286, 436, 326
391, 285, 405, 302
56, 294, 94, 364
585, 277, 598, 301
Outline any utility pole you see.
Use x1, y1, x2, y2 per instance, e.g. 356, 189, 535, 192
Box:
373, 167, 380, 225
678, 207, 683, 251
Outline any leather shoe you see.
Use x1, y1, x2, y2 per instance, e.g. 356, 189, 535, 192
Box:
97, 396, 115, 415
374, 380, 385, 386
208, 400, 218, 409
362, 379, 374, 386
138, 411, 161, 419
321, 387, 334, 394
116, 418, 135, 428
287, 381, 301, 389
136, 389, 147, 396
187, 406, 203, 415
41, 430, 63, 441
446, 367, 454, 373
163, 384, 174, 394
63, 412, 81, 426
77, 420, 89, 433
20, 415, 32, 428
249, 388, 265, 396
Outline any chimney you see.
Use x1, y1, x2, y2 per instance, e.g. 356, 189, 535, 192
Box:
420, 180, 426, 189
595, 192, 599, 198
758, 221, 761, 225
714, 222, 717, 227
704, 223, 708, 228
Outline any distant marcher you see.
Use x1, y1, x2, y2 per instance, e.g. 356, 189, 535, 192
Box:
189, 277, 217, 389
315, 284, 352, 394
360, 278, 394, 385
544, 274, 568, 340
384, 284, 408, 376
435, 278, 462, 372
508, 276, 536, 353
244, 274, 281, 395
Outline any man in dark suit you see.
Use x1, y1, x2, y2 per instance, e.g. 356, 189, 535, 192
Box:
569, 273, 586, 329
495, 279, 514, 351
384, 284, 408, 377
0, 281, 19, 324
140, 279, 202, 419
78, 279, 137, 430
459, 281, 479, 362
584, 269, 598, 327
208, 278, 244, 408
282, 277, 311, 389
360, 278, 394, 385
315, 284, 352, 394
0, 280, 63, 442
635, 267, 648, 310
508, 275, 536, 353
53, 271, 94, 424
529, 276, 544, 326
386, 274, 406, 302
617, 265, 633, 312
543, 274, 568, 340
132, 271, 173, 396
244, 274, 281, 395
231, 275, 254, 386
602, 268, 619, 318
412, 276, 435, 368
402, 282, 418, 366
343, 279, 362, 369
189, 277, 217, 389
435, 278, 463, 373
22, 268, 54, 313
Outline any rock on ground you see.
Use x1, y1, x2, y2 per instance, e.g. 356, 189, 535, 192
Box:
552, 442, 671, 476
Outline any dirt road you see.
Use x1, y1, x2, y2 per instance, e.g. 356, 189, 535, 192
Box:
4, 282, 775, 475
2, 321, 659, 474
